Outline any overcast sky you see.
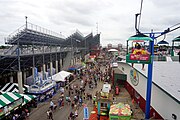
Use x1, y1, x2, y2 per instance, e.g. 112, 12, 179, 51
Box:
0, 0, 180, 46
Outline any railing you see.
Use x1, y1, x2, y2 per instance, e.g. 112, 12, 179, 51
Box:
4, 22, 65, 44
5, 24, 26, 44
153, 56, 167, 61
3, 45, 18, 55
0, 45, 85, 56
26, 22, 64, 38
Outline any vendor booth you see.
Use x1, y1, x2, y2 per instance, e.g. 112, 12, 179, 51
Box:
109, 103, 132, 120
52, 70, 72, 82
52, 70, 72, 88
28, 80, 56, 102
96, 91, 113, 116
0, 92, 24, 119
0, 82, 29, 93
0, 92, 36, 119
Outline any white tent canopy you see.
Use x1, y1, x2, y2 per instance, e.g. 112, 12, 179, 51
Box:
52, 70, 72, 82
108, 49, 118, 52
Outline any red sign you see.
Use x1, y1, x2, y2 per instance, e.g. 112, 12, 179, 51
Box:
130, 54, 149, 61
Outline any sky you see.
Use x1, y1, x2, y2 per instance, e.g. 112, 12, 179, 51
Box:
0, 0, 180, 46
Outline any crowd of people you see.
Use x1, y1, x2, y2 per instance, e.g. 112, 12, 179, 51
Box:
46, 60, 112, 120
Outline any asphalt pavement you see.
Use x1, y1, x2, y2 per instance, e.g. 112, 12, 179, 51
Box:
29, 74, 105, 120
29, 66, 144, 120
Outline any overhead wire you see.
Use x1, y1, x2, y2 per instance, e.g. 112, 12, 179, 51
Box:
169, 23, 180, 29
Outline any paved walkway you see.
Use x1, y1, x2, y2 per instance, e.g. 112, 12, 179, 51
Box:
29, 67, 144, 120
29, 76, 104, 120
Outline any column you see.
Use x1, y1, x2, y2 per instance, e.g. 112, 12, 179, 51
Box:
10, 76, 13, 83
59, 59, 63, 71
43, 64, 46, 79
23, 71, 26, 84
71, 59, 73, 66
56, 60, 58, 73
59, 59, 61, 71
73, 58, 75, 65
50, 62, 53, 76
75, 57, 77, 64
32, 67, 35, 82
17, 71, 23, 94
40, 66, 43, 80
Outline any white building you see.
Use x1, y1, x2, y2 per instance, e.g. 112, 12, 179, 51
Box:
117, 59, 180, 120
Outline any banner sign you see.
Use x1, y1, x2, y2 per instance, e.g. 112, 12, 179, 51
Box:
130, 54, 149, 61
83, 106, 89, 120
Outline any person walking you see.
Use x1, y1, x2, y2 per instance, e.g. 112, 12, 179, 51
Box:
58, 97, 62, 109
50, 100, 54, 110
79, 97, 83, 107
47, 109, 50, 119
74, 109, 78, 118
49, 109, 53, 120
68, 112, 74, 120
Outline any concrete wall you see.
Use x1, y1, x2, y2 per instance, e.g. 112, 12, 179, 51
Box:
117, 62, 180, 120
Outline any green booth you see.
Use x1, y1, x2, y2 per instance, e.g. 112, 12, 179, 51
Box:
96, 91, 113, 116
0, 92, 24, 119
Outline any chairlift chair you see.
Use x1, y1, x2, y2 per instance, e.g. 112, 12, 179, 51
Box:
126, 33, 153, 64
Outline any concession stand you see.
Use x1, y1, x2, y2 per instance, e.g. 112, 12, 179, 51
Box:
0, 93, 24, 119
109, 103, 132, 120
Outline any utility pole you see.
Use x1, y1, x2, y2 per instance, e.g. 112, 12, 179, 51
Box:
96, 22, 98, 34
25, 16, 28, 29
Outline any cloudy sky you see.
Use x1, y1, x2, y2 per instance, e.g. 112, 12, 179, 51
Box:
0, 0, 180, 46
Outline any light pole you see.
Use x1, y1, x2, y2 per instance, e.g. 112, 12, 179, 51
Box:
25, 16, 28, 29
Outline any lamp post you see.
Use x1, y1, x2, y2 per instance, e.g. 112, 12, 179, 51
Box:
25, 16, 28, 29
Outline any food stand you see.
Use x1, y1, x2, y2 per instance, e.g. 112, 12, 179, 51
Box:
28, 80, 56, 102
109, 103, 132, 120
0, 93, 24, 119
96, 91, 113, 116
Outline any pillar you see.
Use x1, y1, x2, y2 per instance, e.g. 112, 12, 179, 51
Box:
76, 57, 78, 63
73, 58, 76, 65
43, 64, 46, 79
32, 67, 35, 82
10, 76, 13, 83
56, 60, 58, 73
50, 62, 53, 76
40, 66, 43, 80
71, 59, 73, 66
17, 71, 23, 94
59, 59, 61, 71
23, 71, 26, 84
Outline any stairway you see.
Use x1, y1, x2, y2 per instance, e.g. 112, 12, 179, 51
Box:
4, 45, 18, 55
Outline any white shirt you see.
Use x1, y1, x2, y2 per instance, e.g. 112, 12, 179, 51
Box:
50, 101, 54, 107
